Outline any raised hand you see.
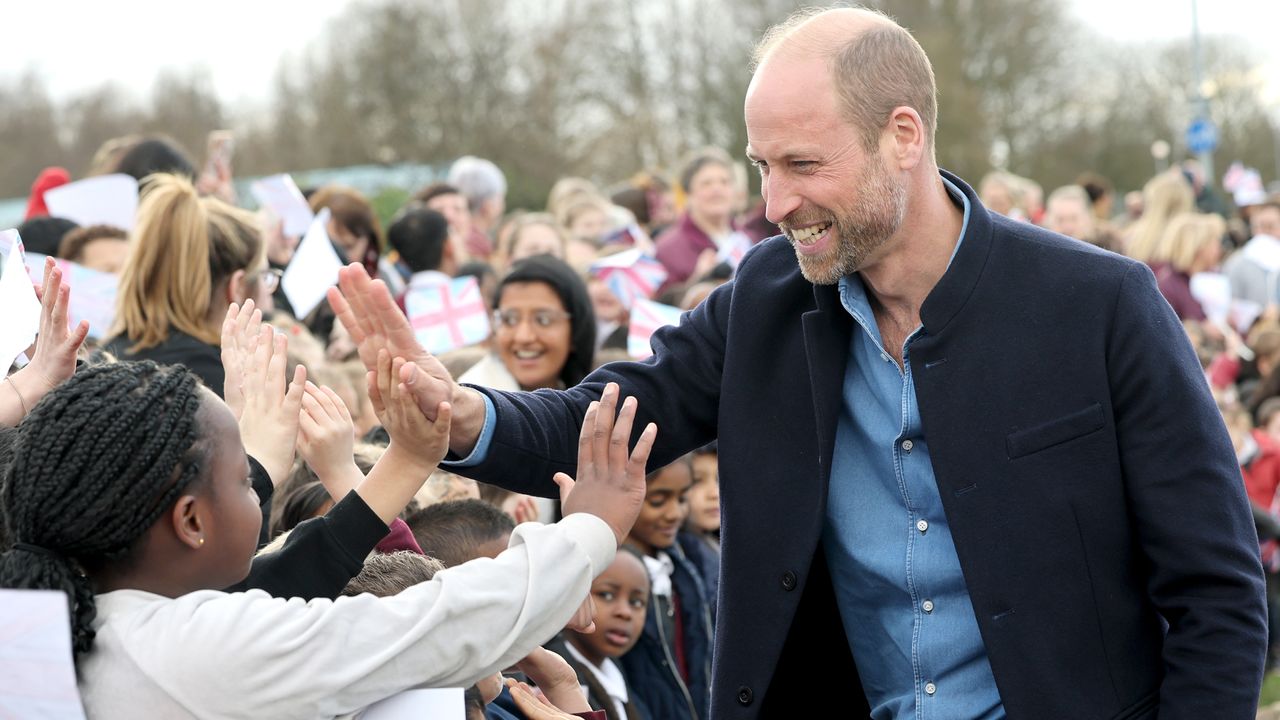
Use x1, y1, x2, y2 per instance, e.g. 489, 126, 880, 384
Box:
236, 325, 306, 486
354, 348, 453, 525
554, 383, 656, 547
298, 382, 362, 500
220, 299, 263, 420
326, 263, 459, 424
2, 258, 90, 426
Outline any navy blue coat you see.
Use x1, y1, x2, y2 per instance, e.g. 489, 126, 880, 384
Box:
457, 171, 1266, 719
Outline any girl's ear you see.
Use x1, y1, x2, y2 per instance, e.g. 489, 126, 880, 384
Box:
169, 494, 205, 550
227, 269, 249, 305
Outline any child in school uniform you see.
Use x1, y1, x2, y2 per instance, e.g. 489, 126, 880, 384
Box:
546, 550, 651, 720
617, 456, 714, 720
0, 336, 654, 720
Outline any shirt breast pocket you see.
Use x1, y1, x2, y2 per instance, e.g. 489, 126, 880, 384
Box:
1006, 402, 1106, 459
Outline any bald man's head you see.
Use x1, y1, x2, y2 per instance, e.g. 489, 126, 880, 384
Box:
752, 7, 937, 155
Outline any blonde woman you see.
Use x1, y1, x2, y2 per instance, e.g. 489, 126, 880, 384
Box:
1124, 171, 1196, 263
105, 174, 271, 396
1149, 213, 1227, 321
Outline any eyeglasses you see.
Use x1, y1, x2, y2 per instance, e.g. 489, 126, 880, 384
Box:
258, 268, 284, 292
492, 309, 572, 329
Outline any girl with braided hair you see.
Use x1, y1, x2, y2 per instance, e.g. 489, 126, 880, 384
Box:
0, 328, 657, 718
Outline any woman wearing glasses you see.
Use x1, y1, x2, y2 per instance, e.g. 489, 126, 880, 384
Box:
460, 254, 597, 524
461, 254, 597, 394
105, 173, 275, 398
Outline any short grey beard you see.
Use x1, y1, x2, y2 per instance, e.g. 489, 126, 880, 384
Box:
794, 167, 907, 285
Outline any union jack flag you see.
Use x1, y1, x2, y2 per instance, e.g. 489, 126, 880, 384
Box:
627, 298, 683, 359
591, 249, 668, 310
716, 231, 754, 273
405, 276, 491, 355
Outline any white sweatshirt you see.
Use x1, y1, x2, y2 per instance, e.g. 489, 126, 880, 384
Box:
77, 514, 615, 720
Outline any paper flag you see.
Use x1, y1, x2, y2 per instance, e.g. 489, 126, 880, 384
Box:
250, 174, 315, 237
590, 248, 668, 310
20, 253, 118, 340
405, 276, 491, 355
281, 209, 343, 319
716, 231, 753, 272
627, 298, 683, 359
0, 230, 42, 370
1190, 272, 1231, 326
0, 589, 87, 719
42, 174, 138, 231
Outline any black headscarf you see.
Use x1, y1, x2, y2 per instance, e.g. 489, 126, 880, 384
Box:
496, 254, 596, 388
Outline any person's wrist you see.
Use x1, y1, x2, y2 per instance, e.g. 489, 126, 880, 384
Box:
8, 366, 54, 411
383, 440, 442, 476
447, 386, 487, 456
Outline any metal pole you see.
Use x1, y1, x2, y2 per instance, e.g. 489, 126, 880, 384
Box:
1190, 0, 1215, 187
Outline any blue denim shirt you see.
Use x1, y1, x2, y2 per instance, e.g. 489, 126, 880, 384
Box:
822, 179, 1005, 720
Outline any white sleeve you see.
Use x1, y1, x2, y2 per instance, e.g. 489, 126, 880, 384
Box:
115, 513, 616, 720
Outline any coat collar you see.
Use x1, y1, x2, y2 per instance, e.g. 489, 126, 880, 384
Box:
919, 170, 993, 336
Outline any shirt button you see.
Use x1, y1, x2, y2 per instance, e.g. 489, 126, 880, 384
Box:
922, 599, 935, 613
916, 519, 929, 534
880, 352, 890, 362
901, 439, 914, 452
925, 682, 937, 696
737, 686, 753, 706
781, 571, 797, 591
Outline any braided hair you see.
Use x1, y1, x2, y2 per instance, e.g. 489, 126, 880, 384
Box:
0, 361, 208, 658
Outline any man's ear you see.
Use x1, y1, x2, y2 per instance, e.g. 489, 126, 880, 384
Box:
885, 105, 926, 171
169, 494, 206, 550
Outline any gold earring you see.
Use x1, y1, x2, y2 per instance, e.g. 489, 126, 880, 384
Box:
198, 537, 205, 547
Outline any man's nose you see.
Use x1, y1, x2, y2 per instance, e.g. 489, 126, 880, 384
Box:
763, 172, 800, 226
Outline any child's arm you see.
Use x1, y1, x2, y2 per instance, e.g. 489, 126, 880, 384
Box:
141, 384, 655, 716
2, 258, 89, 427
354, 349, 453, 525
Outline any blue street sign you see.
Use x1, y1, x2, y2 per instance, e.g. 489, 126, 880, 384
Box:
1186, 117, 1218, 155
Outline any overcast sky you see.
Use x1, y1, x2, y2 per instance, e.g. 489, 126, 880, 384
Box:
2, 0, 1278, 108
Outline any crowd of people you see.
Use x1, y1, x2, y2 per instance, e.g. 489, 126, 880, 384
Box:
2, 8, 1280, 718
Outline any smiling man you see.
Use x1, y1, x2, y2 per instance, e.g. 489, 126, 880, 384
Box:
329, 7, 1266, 719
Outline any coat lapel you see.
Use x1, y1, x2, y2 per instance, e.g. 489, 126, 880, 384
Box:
803, 283, 852, 496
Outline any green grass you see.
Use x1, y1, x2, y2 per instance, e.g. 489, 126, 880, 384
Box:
1262, 671, 1280, 706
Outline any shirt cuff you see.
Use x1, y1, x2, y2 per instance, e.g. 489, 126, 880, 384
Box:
441, 390, 496, 468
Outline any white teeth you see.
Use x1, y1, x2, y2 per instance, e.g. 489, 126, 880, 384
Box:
791, 223, 831, 245
514, 350, 542, 359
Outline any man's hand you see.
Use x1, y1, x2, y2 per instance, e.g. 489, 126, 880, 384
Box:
554, 383, 656, 546
326, 263, 487, 453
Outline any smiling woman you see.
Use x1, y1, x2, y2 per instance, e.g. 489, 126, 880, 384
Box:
459, 255, 596, 393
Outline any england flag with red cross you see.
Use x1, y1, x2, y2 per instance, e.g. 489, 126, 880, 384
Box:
405, 276, 491, 354
590, 248, 668, 310
627, 298, 684, 359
